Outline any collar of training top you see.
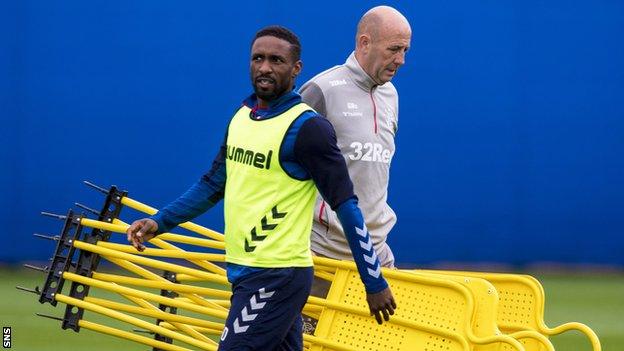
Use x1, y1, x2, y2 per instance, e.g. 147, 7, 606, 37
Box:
345, 52, 379, 92
242, 90, 303, 120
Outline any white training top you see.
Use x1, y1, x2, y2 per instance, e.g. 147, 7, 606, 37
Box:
299, 52, 399, 262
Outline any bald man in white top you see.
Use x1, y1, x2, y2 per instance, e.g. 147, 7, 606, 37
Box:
300, 6, 411, 268
299, 6, 411, 334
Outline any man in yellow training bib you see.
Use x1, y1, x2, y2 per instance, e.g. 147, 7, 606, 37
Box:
127, 26, 395, 351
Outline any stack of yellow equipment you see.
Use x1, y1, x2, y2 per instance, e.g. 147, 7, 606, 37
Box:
27, 184, 600, 351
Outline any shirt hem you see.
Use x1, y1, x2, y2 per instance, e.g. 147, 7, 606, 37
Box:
225, 257, 313, 268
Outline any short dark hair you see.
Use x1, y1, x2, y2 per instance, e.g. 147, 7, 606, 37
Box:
252, 25, 301, 61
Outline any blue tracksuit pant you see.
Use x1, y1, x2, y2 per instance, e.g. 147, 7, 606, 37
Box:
218, 267, 314, 351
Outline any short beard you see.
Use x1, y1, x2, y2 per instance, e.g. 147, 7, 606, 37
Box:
252, 84, 288, 102
253, 86, 278, 101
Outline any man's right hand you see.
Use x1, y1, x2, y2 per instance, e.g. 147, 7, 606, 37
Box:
126, 218, 159, 252
366, 286, 397, 324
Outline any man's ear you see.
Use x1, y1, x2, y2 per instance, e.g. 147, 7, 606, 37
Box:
293, 60, 302, 78
357, 33, 371, 53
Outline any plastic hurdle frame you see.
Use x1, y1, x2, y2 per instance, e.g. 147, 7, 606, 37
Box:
417, 270, 601, 351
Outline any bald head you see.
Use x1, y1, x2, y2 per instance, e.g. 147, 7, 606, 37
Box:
356, 6, 411, 44
354, 6, 411, 85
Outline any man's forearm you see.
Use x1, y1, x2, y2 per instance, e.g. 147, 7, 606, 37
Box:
150, 177, 222, 234
335, 198, 388, 293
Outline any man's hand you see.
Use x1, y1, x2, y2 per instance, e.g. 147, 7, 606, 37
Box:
366, 287, 396, 324
126, 218, 158, 251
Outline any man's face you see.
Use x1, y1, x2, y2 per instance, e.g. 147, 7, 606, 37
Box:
250, 36, 301, 102
361, 29, 411, 85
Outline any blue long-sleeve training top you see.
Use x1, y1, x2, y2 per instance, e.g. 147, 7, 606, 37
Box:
151, 90, 388, 293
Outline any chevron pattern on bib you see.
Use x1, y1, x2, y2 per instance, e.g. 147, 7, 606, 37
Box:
244, 206, 288, 252
233, 287, 276, 334
355, 224, 381, 278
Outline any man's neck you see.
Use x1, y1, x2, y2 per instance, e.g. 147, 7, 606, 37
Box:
256, 89, 293, 109
353, 51, 381, 86
257, 98, 270, 109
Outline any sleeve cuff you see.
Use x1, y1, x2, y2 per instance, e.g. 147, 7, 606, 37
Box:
149, 212, 168, 235
365, 278, 389, 294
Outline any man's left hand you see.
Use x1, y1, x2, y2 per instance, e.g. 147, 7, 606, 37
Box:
366, 287, 396, 324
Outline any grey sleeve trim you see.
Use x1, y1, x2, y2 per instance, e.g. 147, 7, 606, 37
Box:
299, 81, 328, 117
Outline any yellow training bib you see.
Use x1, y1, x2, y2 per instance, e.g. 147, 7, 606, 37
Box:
224, 103, 316, 267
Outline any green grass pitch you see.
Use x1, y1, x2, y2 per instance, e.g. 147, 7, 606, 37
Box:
1, 268, 622, 350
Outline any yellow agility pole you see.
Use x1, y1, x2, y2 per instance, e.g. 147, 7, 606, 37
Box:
63, 272, 229, 320
112, 218, 226, 275
73, 240, 229, 285
119, 196, 224, 241
156, 233, 225, 250
175, 274, 214, 282
159, 322, 222, 336
174, 298, 230, 308
79, 217, 129, 234
82, 218, 225, 250
55, 294, 217, 351
103, 257, 229, 312
84, 296, 225, 330
79, 320, 194, 351
92, 272, 231, 299
96, 241, 226, 261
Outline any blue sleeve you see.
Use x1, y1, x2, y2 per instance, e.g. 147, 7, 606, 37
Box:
279, 111, 314, 180
294, 115, 388, 293
336, 198, 389, 294
293, 115, 356, 209
150, 134, 227, 234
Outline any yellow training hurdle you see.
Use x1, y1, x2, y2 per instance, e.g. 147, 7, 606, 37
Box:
25, 184, 600, 351
416, 270, 601, 351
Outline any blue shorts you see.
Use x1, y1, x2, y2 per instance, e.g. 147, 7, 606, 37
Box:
218, 267, 314, 351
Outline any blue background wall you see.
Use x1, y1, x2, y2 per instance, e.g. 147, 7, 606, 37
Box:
1, 0, 623, 266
